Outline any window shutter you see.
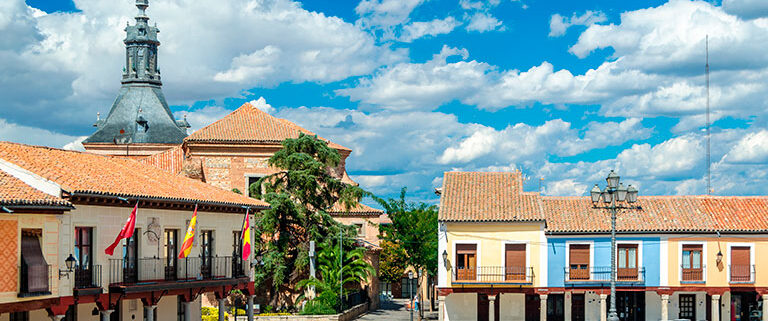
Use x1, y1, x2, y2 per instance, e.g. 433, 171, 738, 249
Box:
569, 244, 590, 266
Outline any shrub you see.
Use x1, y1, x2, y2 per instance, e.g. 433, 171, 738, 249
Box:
201, 307, 216, 316
300, 301, 336, 315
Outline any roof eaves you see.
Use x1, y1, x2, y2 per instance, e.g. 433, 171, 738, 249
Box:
69, 191, 269, 210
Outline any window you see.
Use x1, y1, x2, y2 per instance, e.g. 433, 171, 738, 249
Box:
74, 227, 94, 288
9, 311, 28, 321
617, 244, 638, 280
246, 176, 264, 197
201, 230, 214, 278
569, 244, 590, 280
354, 223, 365, 237
232, 231, 245, 277
20, 229, 49, 295
165, 229, 178, 280
679, 294, 696, 320
504, 243, 526, 281
455, 244, 477, 281
730, 246, 752, 282
681, 244, 703, 282
122, 228, 139, 283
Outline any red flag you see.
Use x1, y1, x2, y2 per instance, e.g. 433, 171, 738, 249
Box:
105, 203, 138, 256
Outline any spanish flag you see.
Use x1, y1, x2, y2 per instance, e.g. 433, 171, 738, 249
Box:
240, 209, 251, 261
179, 204, 198, 258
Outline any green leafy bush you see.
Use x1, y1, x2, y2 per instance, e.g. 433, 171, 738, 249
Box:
201, 307, 216, 316
300, 301, 336, 315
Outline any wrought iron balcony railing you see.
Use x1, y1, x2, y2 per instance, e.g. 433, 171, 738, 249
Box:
729, 264, 755, 284
74, 265, 102, 289
452, 266, 534, 284
108, 256, 247, 286
563, 266, 645, 283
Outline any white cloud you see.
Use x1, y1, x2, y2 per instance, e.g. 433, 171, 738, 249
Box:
0, 118, 82, 148
465, 12, 504, 32
549, 10, 607, 37
174, 105, 233, 134
0, 0, 404, 135
546, 179, 588, 196
355, 0, 425, 29
723, 0, 768, 19
723, 130, 768, 164
399, 17, 460, 42
249, 97, 276, 115
63, 136, 87, 151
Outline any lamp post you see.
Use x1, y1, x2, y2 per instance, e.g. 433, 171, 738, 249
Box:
409, 271, 414, 321
589, 170, 639, 321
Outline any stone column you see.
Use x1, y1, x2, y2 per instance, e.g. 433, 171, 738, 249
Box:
247, 295, 255, 321
100, 309, 114, 321
218, 298, 226, 321
489, 295, 496, 321
50, 315, 65, 321
144, 305, 157, 321
711, 295, 720, 321
438, 296, 446, 321
599, 294, 608, 321
762, 294, 768, 321
564, 293, 572, 321
540, 294, 548, 321
660, 294, 669, 321
183, 301, 194, 321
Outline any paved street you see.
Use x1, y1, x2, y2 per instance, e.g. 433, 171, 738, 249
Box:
356, 299, 437, 321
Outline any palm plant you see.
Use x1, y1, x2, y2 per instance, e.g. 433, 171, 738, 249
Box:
297, 239, 376, 313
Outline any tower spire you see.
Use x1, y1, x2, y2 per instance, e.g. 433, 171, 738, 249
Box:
122, 0, 161, 85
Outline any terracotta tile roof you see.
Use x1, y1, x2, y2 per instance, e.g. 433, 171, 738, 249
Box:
543, 196, 768, 233
139, 145, 184, 175
185, 103, 350, 151
0, 170, 72, 208
438, 171, 544, 222
328, 202, 382, 215
0, 141, 267, 208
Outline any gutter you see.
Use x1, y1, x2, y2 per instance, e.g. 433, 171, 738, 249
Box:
67, 191, 268, 211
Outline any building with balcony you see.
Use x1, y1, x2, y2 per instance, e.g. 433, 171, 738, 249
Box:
0, 141, 266, 320
437, 171, 768, 321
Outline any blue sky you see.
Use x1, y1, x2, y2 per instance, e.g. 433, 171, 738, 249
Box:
4, 0, 768, 203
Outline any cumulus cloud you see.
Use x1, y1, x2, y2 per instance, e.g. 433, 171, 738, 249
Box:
465, 12, 504, 32
546, 179, 588, 196
723, 130, 768, 164
355, 0, 425, 29
0, 0, 404, 135
549, 10, 607, 37
0, 118, 82, 148
399, 17, 460, 42
723, 0, 768, 19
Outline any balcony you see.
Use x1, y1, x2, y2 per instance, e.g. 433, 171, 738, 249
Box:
18, 264, 52, 297
564, 266, 645, 283
729, 264, 755, 284
108, 256, 248, 291
452, 266, 534, 285
680, 264, 705, 283
73, 265, 103, 296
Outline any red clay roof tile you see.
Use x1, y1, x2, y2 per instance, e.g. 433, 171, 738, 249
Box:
0, 169, 72, 208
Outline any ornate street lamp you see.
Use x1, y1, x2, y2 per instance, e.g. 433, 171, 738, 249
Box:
590, 170, 639, 321
408, 271, 414, 321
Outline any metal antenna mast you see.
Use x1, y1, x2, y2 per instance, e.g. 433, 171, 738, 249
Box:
706, 35, 711, 195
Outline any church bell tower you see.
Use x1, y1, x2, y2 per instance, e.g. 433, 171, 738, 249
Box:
83, 0, 190, 157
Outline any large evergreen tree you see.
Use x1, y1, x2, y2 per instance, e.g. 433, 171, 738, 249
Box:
250, 133, 365, 308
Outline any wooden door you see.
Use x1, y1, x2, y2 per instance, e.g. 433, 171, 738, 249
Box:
617, 244, 638, 280
525, 294, 540, 321
477, 294, 489, 321
571, 294, 585, 321
679, 294, 696, 320
569, 244, 590, 280
505, 244, 526, 281
456, 244, 477, 281
547, 294, 564, 321
731, 247, 751, 282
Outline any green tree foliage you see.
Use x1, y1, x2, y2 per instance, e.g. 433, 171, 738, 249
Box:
375, 188, 438, 277
297, 239, 376, 313
379, 240, 408, 284
250, 133, 366, 307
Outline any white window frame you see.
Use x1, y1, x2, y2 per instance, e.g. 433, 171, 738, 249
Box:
565, 241, 595, 281
726, 242, 755, 283
678, 241, 707, 283
500, 240, 531, 280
